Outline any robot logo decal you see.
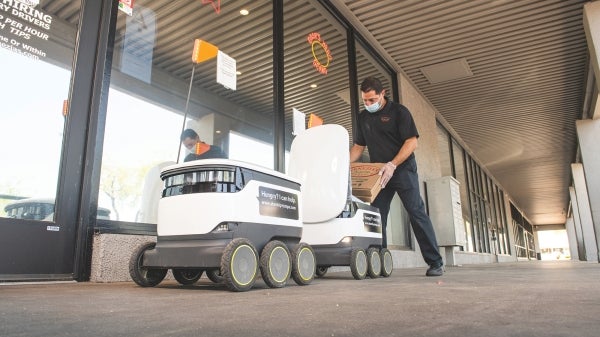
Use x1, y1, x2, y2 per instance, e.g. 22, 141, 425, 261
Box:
363, 213, 382, 233
258, 186, 299, 220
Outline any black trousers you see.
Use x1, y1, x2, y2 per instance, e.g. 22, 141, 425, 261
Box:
371, 159, 443, 267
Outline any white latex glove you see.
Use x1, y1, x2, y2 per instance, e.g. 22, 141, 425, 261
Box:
379, 162, 397, 187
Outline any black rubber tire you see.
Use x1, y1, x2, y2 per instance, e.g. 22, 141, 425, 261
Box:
173, 269, 203, 285
315, 266, 329, 278
350, 248, 367, 280
129, 242, 167, 287
206, 269, 224, 283
221, 238, 259, 292
291, 242, 315, 286
380, 248, 393, 277
260, 240, 291, 288
366, 247, 382, 278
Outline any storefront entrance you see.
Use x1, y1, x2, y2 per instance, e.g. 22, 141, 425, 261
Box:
0, 0, 103, 281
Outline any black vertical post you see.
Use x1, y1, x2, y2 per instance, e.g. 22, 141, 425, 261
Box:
273, 0, 285, 173
347, 29, 359, 141
58, 0, 118, 281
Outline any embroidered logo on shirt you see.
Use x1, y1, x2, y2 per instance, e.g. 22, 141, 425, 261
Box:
381, 116, 391, 122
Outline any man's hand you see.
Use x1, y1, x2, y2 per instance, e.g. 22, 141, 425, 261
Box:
379, 162, 396, 187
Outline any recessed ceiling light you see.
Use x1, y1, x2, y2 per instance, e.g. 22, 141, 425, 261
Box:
240, 9, 249, 15
215, 130, 221, 134
236, 71, 242, 75
310, 84, 318, 88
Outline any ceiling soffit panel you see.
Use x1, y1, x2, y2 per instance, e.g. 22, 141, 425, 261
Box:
341, 0, 588, 225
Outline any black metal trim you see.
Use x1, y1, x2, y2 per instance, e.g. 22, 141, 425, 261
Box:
66, 0, 119, 282
273, 0, 285, 173
0, 274, 74, 282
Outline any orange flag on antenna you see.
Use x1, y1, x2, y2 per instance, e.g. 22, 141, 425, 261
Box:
192, 39, 218, 64
308, 113, 323, 128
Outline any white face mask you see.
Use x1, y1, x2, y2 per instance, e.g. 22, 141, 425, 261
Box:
364, 95, 383, 113
365, 101, 381, 113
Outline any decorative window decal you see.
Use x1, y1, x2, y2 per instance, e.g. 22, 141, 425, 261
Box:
307, 32, 332, 75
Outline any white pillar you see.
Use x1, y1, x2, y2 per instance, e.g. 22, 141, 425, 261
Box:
565, 216, 579, 261
570, 187, 586, 260
575, 120, 600, 259
571, 164, 598, 262
584, 1, 600, 120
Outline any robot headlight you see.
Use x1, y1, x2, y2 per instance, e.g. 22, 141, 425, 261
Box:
212, 223, 230, 232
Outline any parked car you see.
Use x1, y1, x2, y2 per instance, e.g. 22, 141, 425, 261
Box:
4, 198, 111, 221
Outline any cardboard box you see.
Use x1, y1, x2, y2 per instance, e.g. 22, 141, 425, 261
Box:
350, 163, 384, 203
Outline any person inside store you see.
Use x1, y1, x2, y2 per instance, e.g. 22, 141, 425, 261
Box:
349, 76, 444, 277
180, 128, 227, 162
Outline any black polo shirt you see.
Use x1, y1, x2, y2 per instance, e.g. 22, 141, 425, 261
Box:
354, 98, 419, 166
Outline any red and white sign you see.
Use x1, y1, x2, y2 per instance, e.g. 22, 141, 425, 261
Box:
118, 0, 134, 16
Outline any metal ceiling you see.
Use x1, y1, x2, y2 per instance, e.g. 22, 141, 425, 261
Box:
338, 0, 589, 226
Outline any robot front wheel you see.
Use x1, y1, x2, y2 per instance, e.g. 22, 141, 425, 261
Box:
129, 242, 168, 287
350, 248, 368, 280
221, 238, 260, 292
291, 242, 316, 286
380, 248, 393, 277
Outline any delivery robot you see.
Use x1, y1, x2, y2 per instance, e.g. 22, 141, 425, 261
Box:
129, 159, 316, 292
287, 124, 393, 280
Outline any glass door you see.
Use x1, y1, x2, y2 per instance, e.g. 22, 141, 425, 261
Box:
0, 0, 81, 279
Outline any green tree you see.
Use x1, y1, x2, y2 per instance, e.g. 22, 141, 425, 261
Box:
99, 165, 148, 221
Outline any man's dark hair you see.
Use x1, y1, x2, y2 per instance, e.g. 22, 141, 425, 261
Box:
360, 76, 384, 94
180, 128, 199, 142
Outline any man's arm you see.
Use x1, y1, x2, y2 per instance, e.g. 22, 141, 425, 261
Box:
379, 136, 418, 187
389, 136, 418, 167
350, 144, 365, 163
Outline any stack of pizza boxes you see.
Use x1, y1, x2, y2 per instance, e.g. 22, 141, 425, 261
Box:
350, 163, 385, 203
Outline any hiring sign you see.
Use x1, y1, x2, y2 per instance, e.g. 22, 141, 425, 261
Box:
0, 0, 53, 60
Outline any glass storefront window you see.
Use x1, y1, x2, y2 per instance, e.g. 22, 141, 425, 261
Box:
355, 40, 393, 157
0, 0, 80, 221
452, 140, 473, 252
100, 0, 274, 223
356, 40, 408, 248
283, 0, 351, 151
436, 123, 452, 177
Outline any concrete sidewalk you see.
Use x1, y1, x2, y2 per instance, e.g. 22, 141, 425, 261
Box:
1, 261, 599, 337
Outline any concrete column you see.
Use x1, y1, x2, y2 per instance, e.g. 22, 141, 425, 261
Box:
584, 1, 600, 120
533, 229, 541, 260
504, 192, 517, 259
570, 187, 586, 260
565, 216, 579, 261
571, 164, 598, 262
576, 120, 600, 259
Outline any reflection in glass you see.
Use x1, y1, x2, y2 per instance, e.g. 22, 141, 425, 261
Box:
100, 0, 274, 223
0, 1, 79, 221
283, 0, 351, 158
